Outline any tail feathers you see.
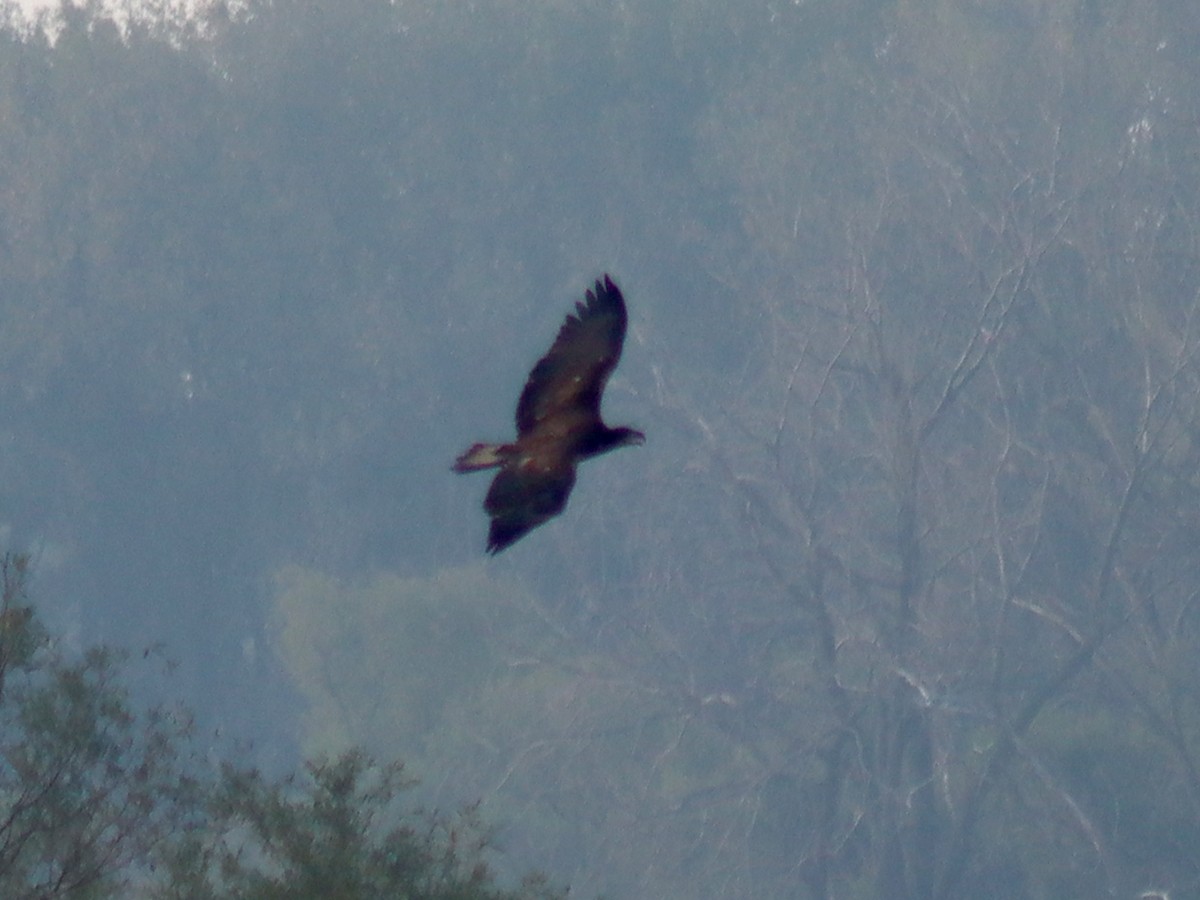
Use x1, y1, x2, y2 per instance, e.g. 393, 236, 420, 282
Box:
453, 442, 507, 472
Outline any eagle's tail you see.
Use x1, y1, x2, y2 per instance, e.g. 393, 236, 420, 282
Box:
452, 442, 507, 472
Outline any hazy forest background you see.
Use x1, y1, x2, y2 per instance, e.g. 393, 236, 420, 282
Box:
2, 0, 1200, 897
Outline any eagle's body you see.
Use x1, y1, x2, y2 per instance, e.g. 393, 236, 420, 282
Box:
454, 275, 644, 553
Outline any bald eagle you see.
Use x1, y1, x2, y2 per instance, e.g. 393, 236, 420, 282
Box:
454, 275, 644, 553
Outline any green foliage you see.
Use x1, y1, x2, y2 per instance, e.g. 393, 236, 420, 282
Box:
0, 554, 197, 898
0, 554, 565, 898
155, 749, 565, 900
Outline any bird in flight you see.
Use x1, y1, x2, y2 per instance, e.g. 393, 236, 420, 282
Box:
454, 275, 644, 553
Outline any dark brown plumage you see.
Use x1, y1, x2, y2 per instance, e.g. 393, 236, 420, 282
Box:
453, 275, 644, 553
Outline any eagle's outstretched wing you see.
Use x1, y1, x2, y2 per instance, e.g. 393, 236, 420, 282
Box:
515, 276, 628, 436
483, 455, 577, 554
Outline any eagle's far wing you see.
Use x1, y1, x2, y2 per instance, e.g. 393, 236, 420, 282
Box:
483, 459, 577, 554
515, 275, 627, 436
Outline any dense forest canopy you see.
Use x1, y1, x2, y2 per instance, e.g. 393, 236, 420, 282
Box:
2, 0, 1200, 897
